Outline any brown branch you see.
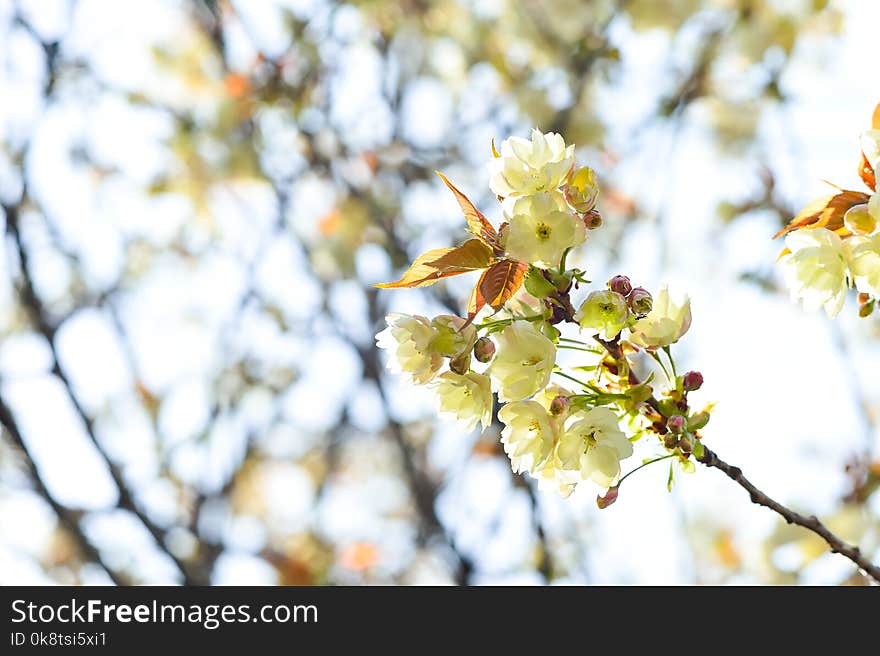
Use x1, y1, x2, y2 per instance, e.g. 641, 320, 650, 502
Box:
0, 394, 129, 585
590, 333, 880, 583
2, 199, 198, 585
697, 446, 880, 583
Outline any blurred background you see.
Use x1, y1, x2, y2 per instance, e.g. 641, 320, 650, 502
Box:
0, 0, 878, 585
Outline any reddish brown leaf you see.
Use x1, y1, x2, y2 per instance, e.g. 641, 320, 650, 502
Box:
773, 190, 870, 238
859, 152, 876, 192
479, 259, 528, 310
374, 239, 494, 289
465, 268, 490, 325
435, 171, 502, 252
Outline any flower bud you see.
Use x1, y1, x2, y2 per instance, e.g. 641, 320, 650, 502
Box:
583, 209, 603, 230
843, 203, 877, 236
596, 485, 619, 509
682, 370, 703, 392
549, 394, 569, 417
687, 411, 710, 431
575, 290, 629, 340
663, 433, 678, 449
473, 336, 496, 363
563, 166, 599, 214
608, 275, 632, 297
628, 287, 653, 316
667, 414, 686, 434
678, 434, 694, 454
430, 315, 477, 358
524, 265, 558, 299
449, 352, 471, 375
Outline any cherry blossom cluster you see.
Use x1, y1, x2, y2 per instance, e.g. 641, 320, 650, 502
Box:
376, 130, 710, 502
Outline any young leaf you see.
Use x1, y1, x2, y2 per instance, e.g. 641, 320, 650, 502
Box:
375, 239, 494, 289
466, 267, 490, 324
859, 152, 876, 192
435, 171, 502, 252
479, 259, 528, 310
667, 460, 675, 492
524, 265, 558, 299
773, 190, 871, 238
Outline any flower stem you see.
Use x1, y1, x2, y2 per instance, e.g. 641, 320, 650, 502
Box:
617, 454, 677, 487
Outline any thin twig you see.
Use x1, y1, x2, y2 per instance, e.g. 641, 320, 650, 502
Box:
3, 199, 197, 585
697, 445, 880, 582
0, 394, 128, 585
591, 334, 880, 583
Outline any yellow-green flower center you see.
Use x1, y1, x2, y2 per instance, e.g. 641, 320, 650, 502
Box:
534, 223, 552, 241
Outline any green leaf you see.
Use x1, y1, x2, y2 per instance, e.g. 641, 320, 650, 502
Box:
524, 265, 558, 299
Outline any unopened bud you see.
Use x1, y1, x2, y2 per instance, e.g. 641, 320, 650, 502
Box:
628, 287, 653, 316
688, 411, 710, 431
667, 414, 686, 434
596, 485, 619, 509
564, 166, 600, 214
449, 352, 471, 375
843, 203, 877, 236
663, 433, 679, 449
473, 336, 495, 363
430, 315, 477, 358
682, 370, 703, 392
608, 275, 632, 296
583, 209, 603, 229
678, 434, 694, 454
549, 395, 569, 417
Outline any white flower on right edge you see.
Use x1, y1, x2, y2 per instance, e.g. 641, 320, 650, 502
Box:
487, 321, 556, 402
846, 233, 880, 298
780, 228, 851, 318
629, 287, 692, 349
375, 313, 442, 384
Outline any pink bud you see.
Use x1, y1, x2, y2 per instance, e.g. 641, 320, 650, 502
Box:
549, 395, 569, 416
608, 275, 632, 296
667, 414, 686, 434
596, 486, 619, 509
628, 287, 653, 315
682, 371, 703, 392
473, 337, 495, 363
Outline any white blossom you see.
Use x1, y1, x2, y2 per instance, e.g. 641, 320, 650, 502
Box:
498, 400, 557, 475
487, 321, 556, 402
375, 313, 443, 384
432, 371, 493, 432
503, 192, 585, 267
780, 228, 851, 318
629, 287, 692, 348
846, 233, 880, 298
557, 408, 633, 489
489, 129, 575, 198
